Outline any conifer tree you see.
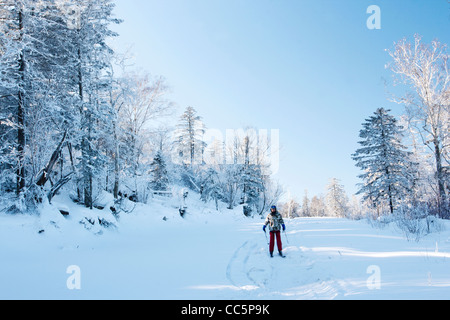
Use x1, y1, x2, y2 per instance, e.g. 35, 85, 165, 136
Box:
149, 151, 169, 192
174, 106, 206, 167
352, 108, 417, 214
68, 0, 119, 208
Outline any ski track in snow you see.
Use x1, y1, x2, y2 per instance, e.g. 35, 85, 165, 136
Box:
224, 233, 344, 299
222, 217, 450, 300
226, 240, 273, 290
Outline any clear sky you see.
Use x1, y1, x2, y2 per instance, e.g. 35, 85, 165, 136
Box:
109, 0, 450, 200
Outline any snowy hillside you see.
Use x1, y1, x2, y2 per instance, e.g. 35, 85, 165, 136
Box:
1, 192, 450, 300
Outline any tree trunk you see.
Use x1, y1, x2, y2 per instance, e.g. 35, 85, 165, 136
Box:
35, 130, 67, 187
48, 172, 74, 203
16, 8, 26, 195
433, 137, 447, 217
113, 121, 120, 199
388, 184, 394, 214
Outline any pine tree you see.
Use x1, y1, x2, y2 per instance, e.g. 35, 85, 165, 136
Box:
241, 164, 264, 216
67, 0, 119, 209
239, 132, 264, 215
148, 151, 169, 191
200, 167, 222, 210
174, 106, 206, 166
0, 0, 128, 212
352, 108, 417, 214
0, 0, 72, 198
221, 163, 243, 210
0, 0, 33, 196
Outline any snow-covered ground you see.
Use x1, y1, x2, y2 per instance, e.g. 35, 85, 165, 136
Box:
1, 192, 450, 300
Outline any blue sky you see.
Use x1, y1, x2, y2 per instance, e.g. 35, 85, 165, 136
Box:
109, 0, 450, 200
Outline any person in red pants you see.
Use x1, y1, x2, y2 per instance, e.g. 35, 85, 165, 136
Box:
263, 206, 286, 257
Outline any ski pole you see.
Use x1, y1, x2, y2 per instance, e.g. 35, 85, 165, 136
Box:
283, 230, 290, 245
264, 230, 269, 246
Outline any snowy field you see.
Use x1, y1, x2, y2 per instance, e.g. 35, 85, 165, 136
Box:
1, 193, 450, 300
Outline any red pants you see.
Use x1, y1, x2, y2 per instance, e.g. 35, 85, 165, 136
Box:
269, 231, 282, 253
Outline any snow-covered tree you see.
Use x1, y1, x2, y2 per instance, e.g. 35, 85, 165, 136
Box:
0, 0, 121, 210
174, 106, 207, 167
200, 167, 222, 210
0, 0, 80, 204
241, 164, 264, 216
349, 195, 363, 220
148, 150, 170, 192
387, 35, 449, 216
0, 0, 44, 196
220, 163, 243, 210
68, 0, 120, 209
352, 108, 416, 214
278, 196, 300, 218
117, 72, 173, 201
310, 195, 326, 217
287, 198, 301, 218
301, 190, 311, 217
0, 0, 25, 195
326, 178, 349, 217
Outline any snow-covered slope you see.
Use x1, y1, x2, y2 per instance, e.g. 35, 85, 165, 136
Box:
1, 193, 450, 300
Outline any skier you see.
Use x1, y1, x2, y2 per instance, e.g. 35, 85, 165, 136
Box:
263, 205, 286, 257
